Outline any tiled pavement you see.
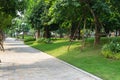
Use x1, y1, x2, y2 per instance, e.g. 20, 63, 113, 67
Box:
0, 38, 102, 80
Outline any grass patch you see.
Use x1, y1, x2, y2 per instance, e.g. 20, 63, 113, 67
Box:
25, 37, 120, 80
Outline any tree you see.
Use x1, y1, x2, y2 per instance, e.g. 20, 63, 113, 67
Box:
24, 0, 120, 46
48, 0, 82, 40
0, 0, 27, 30
25, 0, 46, 39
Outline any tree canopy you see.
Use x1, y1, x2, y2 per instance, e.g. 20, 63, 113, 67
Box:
0, 0, 120, 45
0, 0, 26, 30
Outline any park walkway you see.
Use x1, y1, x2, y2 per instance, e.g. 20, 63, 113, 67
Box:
0, 38, 102, 80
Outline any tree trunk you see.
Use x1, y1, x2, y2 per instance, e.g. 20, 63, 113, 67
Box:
60, 33, 63, 38
59, 28, 64, 38
81, 18, 87, 47
77, 20, 82, 40
70, 23, 76, 40
115, 29, 117, 37
22, 31, 24, 39
94, 25, 100, 45
77, 26, 81, 40
119, 30, 120, 36
22, 30, 25, 39
44, 27, 51, 38
88, 5, 101, 45
70, 24, 74, 40
104, 27, 110, 36
36, 28, 40, 39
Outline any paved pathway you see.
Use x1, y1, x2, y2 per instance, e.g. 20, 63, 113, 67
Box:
0, 38, 102, 80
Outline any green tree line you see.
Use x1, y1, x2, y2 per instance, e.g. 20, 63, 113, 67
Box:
0, 0, 120, 45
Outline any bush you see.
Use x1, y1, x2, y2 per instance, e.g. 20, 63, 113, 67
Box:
102, 39, 120, 59
36, 38, 52, 43
24, 37, 36, 42
36, 38, 45, 43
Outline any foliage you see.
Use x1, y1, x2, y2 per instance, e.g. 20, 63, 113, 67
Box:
25, 0, 45, 29
23, 0, 120, 44
0, 0, 26, 29
102, 38, 120, 59
0, 13, 13, 29
36, 38, 46, 43
24, 37, 35, 42
36, 38, 51, 43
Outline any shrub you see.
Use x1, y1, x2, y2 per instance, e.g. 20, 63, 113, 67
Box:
24, 37, 36, 42
36, 38, 45, 43
36, 38, 52, 43
102, 39, 120, 59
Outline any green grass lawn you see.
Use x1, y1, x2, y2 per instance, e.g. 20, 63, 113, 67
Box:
25, 38, 120, 80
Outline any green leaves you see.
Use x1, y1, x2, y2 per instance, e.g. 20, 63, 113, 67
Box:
102, 38, 120, 59
0, 0, 27, 30
91, 1, 111, 15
